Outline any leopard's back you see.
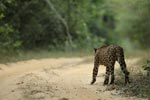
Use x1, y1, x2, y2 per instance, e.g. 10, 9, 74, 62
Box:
95, 44, 121, 66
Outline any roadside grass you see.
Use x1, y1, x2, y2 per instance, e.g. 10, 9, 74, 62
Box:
115, 50, 150, 99
125, 49, 150, 59
0, 49, 93, 63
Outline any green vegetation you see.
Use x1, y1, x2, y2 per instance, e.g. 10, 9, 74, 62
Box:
142, 60, 150, 76
0, 0, 150, 55
115, 51, 150, 99
0, 49, 92, 63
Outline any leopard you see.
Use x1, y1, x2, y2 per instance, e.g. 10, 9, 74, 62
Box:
91, 44, 130, 85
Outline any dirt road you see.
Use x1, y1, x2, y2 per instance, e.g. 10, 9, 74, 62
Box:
0, 57, 147, 100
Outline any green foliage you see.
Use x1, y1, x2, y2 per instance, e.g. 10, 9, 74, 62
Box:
0, 23, 21, 53
142, 60, 150, 76
111, 0, 150, 47
0, 0, 150, 54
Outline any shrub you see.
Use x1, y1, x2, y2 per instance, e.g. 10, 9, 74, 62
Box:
142, 60, 150, 76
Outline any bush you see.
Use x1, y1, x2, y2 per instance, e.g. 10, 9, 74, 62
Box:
0, 24, 21, 54
142, 60, 150, 76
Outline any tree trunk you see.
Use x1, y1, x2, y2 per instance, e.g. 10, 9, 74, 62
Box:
44, 0, 73, 47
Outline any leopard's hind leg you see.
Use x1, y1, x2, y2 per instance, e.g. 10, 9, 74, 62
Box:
104, 66, 110, 85
91, 57, 99, 84
110, 66, 115, 84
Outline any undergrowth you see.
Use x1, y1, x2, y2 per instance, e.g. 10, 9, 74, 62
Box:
0, 49, 92, 63
115, 51, 150, 99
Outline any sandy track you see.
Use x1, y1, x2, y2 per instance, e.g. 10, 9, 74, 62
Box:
0, 57, 147, 100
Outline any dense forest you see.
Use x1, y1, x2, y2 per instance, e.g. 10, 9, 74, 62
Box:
0, 0, 150, 54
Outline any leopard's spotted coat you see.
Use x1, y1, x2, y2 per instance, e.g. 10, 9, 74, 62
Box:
91, 44, 130, 85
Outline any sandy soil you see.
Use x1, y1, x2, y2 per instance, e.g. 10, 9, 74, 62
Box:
0, 57, 147, 100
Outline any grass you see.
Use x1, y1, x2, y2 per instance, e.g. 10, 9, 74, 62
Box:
115, 50, 150, 99
115, 73, 150, 99
0, 49, 93, 63
125, 49, 150, 59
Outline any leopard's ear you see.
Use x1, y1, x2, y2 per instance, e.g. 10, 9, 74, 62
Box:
94, 48, 97, 53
